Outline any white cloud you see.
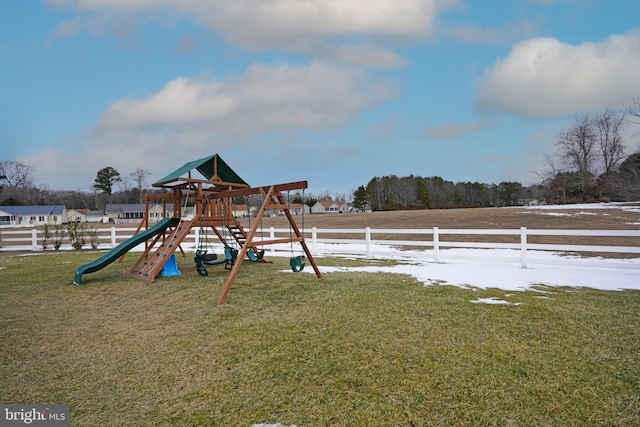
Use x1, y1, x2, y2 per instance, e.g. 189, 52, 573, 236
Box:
24, 62, 397, 190
49, 15, 83, 39
476, 31, 640, 118
310, 43, 408, 69
367, 115, 402, 140
425, 120, 492, 140
443, 18, 538, 45
51, 0, 442, 38
48, 0, 452, 67
97, 62, 396, 133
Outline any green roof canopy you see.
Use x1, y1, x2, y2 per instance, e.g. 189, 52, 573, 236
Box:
152, 154, 248, 188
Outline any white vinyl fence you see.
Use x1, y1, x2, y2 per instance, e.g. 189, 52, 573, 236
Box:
1, 225, 639, 269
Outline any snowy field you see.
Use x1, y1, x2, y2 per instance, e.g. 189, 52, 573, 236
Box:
283, 202, 640, 293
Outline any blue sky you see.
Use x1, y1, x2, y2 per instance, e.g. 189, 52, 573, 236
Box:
2, 0, 640, 197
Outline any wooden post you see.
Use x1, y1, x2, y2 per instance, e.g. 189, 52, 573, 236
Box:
275, 191, 322, 279
217, 186, 275, 305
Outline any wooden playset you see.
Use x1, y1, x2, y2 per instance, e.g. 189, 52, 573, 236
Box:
74, 154, 321, 304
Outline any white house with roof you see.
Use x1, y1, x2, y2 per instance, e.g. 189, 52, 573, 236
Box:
67, 209, 107, 223
106, 204, 147, 223
0, 205, 68, 226
311, 200, 348, 214
67, 208, 87, 222
107, 203, 194, 223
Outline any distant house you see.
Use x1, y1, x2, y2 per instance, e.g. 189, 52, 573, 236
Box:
525, 198, 546, 206
86, 210, 107, 223
0, 205, 68, 226
67, 208, 87, 222
148, 204, 172, 222
64, 209, 107, 223
106, 204, 147, 223
261, 203, 310, 217
106, 203, 186, 223
311, 201, 348, 214
288, 203, 310, 216
233, 204, 250, 218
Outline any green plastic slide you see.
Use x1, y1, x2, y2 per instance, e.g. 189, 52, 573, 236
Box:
73, 217, 180, 285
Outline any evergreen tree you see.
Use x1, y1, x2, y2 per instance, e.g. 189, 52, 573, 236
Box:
93, 166, 122, 208
352, 185, 370, 212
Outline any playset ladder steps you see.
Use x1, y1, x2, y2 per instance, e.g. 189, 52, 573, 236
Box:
227, 225, 247, 246
226, 222, 265, 262
127, 220, 193, 282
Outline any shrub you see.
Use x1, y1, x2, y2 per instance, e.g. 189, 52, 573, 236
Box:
87, 224, 100, 250
53, 224, 66, 250
67, 222, 86, 250
41, 224, 51, 250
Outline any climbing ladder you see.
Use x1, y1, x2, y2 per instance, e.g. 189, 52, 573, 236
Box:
123, 219, 194, 282
210, 218, 266, 262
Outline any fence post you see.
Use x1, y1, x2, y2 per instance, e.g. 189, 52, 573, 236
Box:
365, 227, 371, 258
194, 228, 200, 250
111, 227, 117, 248
520, 227, 528, 268
312, 227, 317, 253
270, 227, 275, 254
433, 227, 439, 262
32, 229, 38, 251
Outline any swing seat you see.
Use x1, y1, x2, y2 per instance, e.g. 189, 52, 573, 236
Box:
223, 247, 238, 271
290, 255, 305, 272
248, 248, 265, 262
194, 248, 238, 276
195, 249, 218, 262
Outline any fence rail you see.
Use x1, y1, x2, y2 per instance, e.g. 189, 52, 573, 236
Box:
1, 225, 638, 269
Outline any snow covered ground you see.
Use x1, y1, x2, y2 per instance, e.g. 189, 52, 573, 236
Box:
283, 202, 640, 292
296, 249, 640, 292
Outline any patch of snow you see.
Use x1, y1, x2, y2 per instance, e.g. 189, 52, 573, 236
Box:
470, 298, 512, 305
538, 212, 571, 217
519, 201, 640, 211
284, 244, 640, 292
252, 424, 296, 427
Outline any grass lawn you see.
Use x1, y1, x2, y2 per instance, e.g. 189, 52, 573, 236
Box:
1, 251, 639, 426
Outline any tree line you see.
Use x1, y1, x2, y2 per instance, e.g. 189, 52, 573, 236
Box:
352, 100, 640, 211
0, 163, 160, 211
353, 176, 536, 211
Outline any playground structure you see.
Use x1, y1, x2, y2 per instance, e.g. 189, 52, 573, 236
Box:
74, 154, 322, 304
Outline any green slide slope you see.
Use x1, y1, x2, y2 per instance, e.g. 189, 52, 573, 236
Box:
73, 217, 180, 285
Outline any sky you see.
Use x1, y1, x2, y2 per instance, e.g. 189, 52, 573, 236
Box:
2, 0, 640, 197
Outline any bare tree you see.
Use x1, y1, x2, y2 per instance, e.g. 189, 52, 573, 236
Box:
609, 152, 640, 200
367, 177, 386, 211
595, 107, 627, 175
624, 95, 640, 124
426, 176, 450, 209
130, 167, 150, 203
0, 160, 34, 202
555, 113, 598, 199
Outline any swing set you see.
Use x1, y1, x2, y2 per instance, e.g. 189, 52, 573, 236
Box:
118, 154, 321, 304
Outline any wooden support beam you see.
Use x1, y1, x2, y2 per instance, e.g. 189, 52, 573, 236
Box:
210, 180, 308, 200
274, 192, 323, 279
255, 237, 304, 246
217, 185, 276, 305
262, 203, 287, 210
